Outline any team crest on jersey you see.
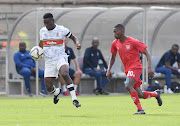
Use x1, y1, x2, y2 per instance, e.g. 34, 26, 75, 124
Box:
57, 32, 59, 37
126, 45, 130, 50
67, 50, 70, 54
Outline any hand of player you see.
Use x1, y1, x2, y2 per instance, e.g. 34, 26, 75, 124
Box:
76, 43, 81, 50
106, 70, 112, 81
148, 66, 154, 79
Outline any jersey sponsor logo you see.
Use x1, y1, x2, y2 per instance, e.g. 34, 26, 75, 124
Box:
127, 71, 135, 77
126, 45, 130, 50
43, 39, 64, 46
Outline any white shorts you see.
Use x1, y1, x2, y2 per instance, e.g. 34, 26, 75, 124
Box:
44, 56, 69, 78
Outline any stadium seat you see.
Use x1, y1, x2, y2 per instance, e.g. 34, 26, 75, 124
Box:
151, 56, 165, 78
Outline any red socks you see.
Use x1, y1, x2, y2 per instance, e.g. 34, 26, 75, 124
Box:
130, 91, 143, 110
143, 91, 158, 99
130, 91, 158, 110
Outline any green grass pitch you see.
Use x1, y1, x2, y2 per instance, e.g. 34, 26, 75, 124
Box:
0, 94, 180, 126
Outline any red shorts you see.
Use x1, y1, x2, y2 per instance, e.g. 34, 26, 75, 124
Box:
125, 68, 142, 89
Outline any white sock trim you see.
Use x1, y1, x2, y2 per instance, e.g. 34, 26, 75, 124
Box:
50, 85, 56, 93
67, 84, 74, 88
67, 84, 77, 101
54, 88, 60, 96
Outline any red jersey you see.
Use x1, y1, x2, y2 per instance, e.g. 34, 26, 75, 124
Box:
110, 37, 147, 73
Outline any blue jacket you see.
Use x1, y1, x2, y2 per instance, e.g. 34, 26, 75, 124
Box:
157, 50, 180, 67
83, 46, 108, 71
13, 50, 36, 73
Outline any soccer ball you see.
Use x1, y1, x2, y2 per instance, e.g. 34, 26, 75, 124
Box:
30, 46, 44, 61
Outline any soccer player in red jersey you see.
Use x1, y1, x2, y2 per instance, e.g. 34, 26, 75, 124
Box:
106, 24, 162, 114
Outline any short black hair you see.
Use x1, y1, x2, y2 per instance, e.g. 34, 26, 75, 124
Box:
172, 44, 179, 49
43, 13, 53, 19
114, 24, 125, 31
19, 42, 26, 47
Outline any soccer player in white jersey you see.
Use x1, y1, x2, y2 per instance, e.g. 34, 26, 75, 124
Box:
39, 13, 81, 108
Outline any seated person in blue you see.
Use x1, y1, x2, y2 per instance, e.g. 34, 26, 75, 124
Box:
83, 38, 110, 95
58, 37, 82, 96
13, 42, 47, 96
155, 44, 180, 93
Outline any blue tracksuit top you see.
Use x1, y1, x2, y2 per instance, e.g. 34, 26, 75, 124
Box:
13, 50, 36, 73
157, 50, 180, 67
83, 46, 108, 70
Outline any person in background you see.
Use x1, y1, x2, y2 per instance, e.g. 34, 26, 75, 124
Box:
106, 24, 162, 114
83, 37, 110, 95
13, 42, 47, 96
59, 37, 82, 96
155, 44, 180, 93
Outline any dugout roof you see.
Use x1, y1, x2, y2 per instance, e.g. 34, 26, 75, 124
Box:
6, 7, 180, 95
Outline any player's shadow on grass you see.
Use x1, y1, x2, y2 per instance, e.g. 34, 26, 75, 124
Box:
147, 114, 180, 117
61, 115, 97, 118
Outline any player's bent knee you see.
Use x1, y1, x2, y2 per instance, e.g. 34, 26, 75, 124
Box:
75, 72, 82, 78
61, 71, 69, 78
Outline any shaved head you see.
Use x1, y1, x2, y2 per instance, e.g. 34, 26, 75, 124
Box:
114, 24, 125, 33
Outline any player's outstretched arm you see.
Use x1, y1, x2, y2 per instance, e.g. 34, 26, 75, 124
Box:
106, 53, 116, 80
69, 35, 81, 50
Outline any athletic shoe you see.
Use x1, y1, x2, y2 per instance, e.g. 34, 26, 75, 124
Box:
155, 89, 162, 106
133, 110, 146, 115
93, 88, 100, 95
63, 91, 69, 96
167, 88, 174, 94
28, 93, 33, 97
73, 100, 81, 108
54, 88, 62, 104
99, 90, 109, 95
39, 90, 47, 97
75, 91, 80, 96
